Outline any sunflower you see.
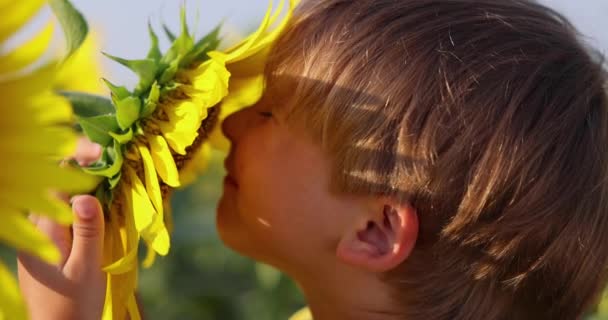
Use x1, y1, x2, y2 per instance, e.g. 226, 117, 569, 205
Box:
62, 1, 298, 319
0, 1, 98, 319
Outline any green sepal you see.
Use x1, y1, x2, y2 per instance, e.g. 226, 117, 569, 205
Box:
160, 81, 180, 95
115, 96, 142, 130
83, 140, 124, 178
134, 121, 145, 136
77, 114, 120, 147
182, 24, 222, 67
94, 185, 108, 209
161, 11, 194, 66
147, 22, 162, 61
159, 57, 180, 84
49, 0, 89, 60
142, 81, 160, 117
162, 23, 176, 42
109, 128, 133, 144
60, 91, 114, 117
103, 78, 131, 104
103, 53, 158, 94
179, 6, 189, 43
108, 171, 122, 189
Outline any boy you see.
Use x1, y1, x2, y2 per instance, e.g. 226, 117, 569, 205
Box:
18, 0, 608, 319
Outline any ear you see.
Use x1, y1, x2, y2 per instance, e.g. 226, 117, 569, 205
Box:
336, 201, 418, 272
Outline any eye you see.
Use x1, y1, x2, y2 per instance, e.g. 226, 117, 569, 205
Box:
257, 111, 274, 118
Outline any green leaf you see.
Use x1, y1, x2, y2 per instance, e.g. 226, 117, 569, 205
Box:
115, 96, 142, 130
77, 114, 120, 147
161, 12, 194, 67
108, 171, 122, 189
60, 91, 114, 117
182, 24, 222, 67
147, 22, 162, 61
142, 81, 160, 117
179, 6, 189, 41
160, 81, 180, 95
103, 78, 131, 103
49, 0, 89, 59
162, 24, 176, 42
83, 141, 124, 178
109, 128, 133, 144
159, 57, 180, 84
103, 53, 158, 93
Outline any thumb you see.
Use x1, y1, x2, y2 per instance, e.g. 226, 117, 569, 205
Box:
65, 195, 105, 275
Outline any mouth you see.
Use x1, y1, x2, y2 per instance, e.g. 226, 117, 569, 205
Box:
224, 174, 239, 188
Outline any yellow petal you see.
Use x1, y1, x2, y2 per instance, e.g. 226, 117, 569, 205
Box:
231, 0, 295, 63
103, 184, 139, 275
141, 211, 170, 256
210, 75, 265, 151
55, 32, 105, 94
289, 307, 313, 320
148, 135, 180, 187
0, 63, 59, 104
0, 210, 60, 264
0, 261, 27, 320
206, 0, 297, 151
179, 144, 211, 186
102, 267, 138, 320
208, 123, 230, 152
0, 0, 45, 43
103, 245, 138, 275
0, 20, 53, 74
125, 166, 155, 233
183, 56, 230, 108
28, 92, 73, 125
222, 0, 275, 62
0, 126, 78, 158
0, 158, 98, 195
142, 246, 156, 268
0, 191, 72, 225
127, 294, 142, 320
137, 144, 163, 215
158, 100, 208, 155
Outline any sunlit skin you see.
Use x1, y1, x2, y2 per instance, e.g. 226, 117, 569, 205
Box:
216, 76, 419, 319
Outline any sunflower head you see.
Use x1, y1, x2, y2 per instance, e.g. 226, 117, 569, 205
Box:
61, 1, 298, 319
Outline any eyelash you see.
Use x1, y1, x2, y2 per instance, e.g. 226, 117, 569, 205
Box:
258, 111, 273, 118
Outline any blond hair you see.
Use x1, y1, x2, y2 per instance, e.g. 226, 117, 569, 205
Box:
264, 0, 608, 319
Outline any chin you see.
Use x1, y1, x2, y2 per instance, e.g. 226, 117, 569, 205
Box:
215, 209, 273, 264
216, 200, 249, 254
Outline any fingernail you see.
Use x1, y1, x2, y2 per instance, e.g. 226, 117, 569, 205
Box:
73, 196, 97, 220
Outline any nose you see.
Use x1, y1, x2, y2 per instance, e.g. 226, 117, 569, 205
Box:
221, 106, 253, 144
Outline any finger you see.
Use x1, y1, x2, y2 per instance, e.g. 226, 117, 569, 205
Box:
17, 215, 73, 297
64, 195, 105, 278
17, 252, 71, 296
73, 137, 102, 166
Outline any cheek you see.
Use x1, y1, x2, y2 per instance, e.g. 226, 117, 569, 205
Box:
218, 125, 336, 260
239, 134, 331, 245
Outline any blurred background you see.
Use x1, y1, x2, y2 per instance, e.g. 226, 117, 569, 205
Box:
1, 0, 608, 319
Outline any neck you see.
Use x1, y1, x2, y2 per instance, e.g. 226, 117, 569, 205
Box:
292, 263, 404, 320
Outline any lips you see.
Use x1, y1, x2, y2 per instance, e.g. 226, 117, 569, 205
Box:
224, 175, 239, 188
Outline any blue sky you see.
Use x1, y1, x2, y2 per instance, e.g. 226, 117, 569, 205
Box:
71, 0, 608, 87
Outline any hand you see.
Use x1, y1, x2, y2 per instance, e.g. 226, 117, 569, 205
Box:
17, 138, 106, 320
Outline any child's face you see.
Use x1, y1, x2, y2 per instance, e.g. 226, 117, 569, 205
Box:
216, 90, 367, 273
